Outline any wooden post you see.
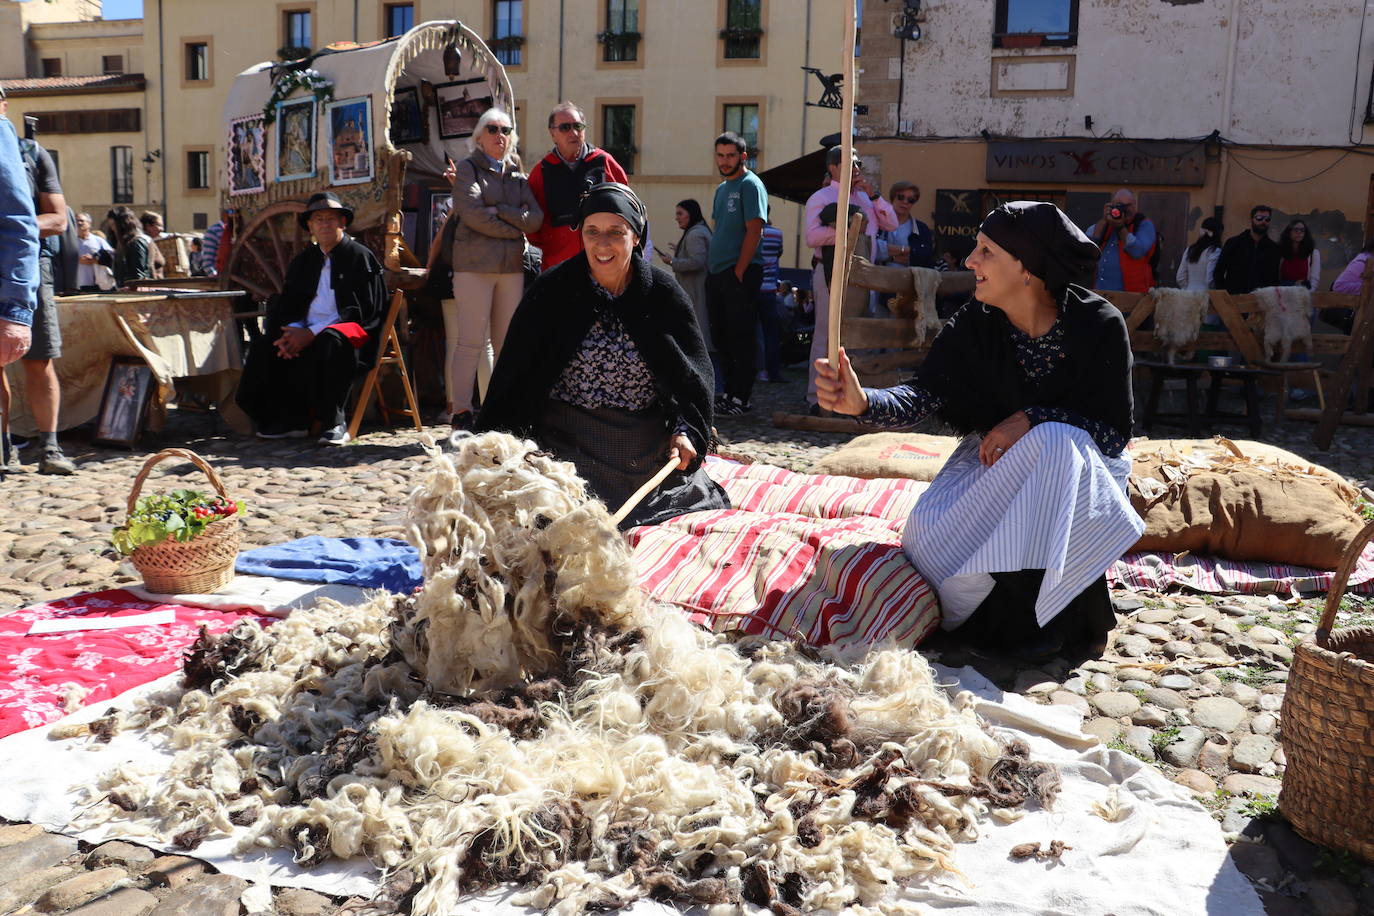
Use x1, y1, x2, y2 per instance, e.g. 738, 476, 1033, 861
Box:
825, 0, 859, 369
1314, 259, 1374, 449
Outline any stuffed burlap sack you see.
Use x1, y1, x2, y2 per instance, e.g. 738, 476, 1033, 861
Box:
1129, 438, 1364, 570
811, 433, 959, 482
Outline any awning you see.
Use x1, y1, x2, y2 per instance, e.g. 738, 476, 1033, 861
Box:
756, 148, 829, 205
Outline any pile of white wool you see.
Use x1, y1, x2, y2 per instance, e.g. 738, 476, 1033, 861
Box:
66, 432, 1059, 915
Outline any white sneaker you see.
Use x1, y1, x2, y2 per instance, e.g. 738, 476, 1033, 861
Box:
318, 425, 350, 446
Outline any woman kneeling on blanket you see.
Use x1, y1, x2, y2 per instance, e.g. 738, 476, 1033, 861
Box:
476, 182, 729, 529
817, 201, 1145, 661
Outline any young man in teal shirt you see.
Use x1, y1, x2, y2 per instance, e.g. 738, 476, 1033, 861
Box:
706, 131, 767, 415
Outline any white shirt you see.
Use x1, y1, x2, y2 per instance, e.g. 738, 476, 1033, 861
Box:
1175, 246, 1220, 291
291, 256, 340, 335
76, 233, 113, 288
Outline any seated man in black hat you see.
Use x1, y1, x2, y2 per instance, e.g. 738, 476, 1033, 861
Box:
235, 192, 387, 445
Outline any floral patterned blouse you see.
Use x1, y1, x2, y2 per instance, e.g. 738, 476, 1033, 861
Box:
862, 315, 1128, 457
548, 277, 689, 435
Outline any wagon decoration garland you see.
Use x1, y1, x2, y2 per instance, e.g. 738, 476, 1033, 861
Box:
263, 67, 335, 125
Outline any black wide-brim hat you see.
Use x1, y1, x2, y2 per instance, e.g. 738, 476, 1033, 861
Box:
298, 191, 353, 230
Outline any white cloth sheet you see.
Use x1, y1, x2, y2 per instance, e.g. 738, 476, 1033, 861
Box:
904, 423, 1146, 629
0, 658, 1262, 914
124, 575, 371, 618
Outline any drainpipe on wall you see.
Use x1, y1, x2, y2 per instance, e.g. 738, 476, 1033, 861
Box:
1348, 2, 1371, 145
1212, 0, 1243, 221
353, 0, 359, 43
157, 0, 168, 221
795, 0, 813, 270
557, 0, 565, 101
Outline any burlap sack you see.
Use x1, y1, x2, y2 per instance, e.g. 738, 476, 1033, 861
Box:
1128, 437, 1364, 570
811, 433, 959, 482
1131, 437, 1355, 497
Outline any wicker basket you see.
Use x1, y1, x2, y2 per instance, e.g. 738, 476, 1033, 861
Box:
124, 448, 241, 594
1278, 518, 1374, 864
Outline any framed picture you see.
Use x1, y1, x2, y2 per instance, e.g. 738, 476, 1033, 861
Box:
389, 86, 427, 145
94, 358, 154, 448
227, 115, 266, 195
326, 96, 374, 186
434, 78, 491, 140
275, 96, 317, 182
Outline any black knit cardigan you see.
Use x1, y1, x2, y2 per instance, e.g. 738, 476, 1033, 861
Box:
475, 252, 716, 468
915, 284, 1135, 442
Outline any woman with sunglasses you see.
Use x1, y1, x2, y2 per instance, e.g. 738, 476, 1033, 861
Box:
445, 107, 543, 431
477, 183, 729, 529
1277, 219, 1321, 290
876, 181, 937, 269
815, 201, 1143, 662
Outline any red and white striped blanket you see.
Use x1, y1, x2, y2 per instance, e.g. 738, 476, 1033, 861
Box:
628, 461, 941, 650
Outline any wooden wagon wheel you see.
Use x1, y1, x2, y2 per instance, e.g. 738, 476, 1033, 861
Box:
220, 201, 309, 303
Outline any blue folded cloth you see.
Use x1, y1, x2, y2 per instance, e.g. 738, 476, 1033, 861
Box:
235, 536, 422, 594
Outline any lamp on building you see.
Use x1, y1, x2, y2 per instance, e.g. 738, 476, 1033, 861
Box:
443, 44, 463, 79
142, 149, 162, 172
893, 0, 922, 42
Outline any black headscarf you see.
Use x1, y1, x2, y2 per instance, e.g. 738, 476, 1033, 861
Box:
978, 201, 1100, 295
579, 182, 648, 253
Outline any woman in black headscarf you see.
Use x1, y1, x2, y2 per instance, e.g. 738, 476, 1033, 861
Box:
476, 182, 729, 528
817, 201, 1144, 661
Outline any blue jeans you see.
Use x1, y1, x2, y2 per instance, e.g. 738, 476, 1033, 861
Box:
755, 289, 782, 381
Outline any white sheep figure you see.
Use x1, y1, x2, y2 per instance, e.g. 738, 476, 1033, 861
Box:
1252, 285, 1313, 363
1147, 287, 1211, 364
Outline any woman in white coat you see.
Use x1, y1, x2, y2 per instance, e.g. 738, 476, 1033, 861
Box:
1177, 216, 1222, 291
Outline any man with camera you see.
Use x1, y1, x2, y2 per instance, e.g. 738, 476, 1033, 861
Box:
1084, 188, 1157, 293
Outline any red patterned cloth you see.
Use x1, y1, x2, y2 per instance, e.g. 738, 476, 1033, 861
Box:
0, 590, 269, 739
1111, 546, 1374, 597
629, 462, 940, 649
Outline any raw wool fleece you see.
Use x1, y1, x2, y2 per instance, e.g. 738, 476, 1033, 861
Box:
1252, 285, 1313, 362
1147, 287, 1211, 363
907, 266, 944, 348
66, 432, 1052, 916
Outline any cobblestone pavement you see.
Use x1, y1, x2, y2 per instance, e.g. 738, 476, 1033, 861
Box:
2, 372, 1373, 914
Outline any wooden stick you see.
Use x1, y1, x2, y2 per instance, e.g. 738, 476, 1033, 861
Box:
826, 0, 859, 369
611, 456, 680, 526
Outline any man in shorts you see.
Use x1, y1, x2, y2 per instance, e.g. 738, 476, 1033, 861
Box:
1, 87, 72, 474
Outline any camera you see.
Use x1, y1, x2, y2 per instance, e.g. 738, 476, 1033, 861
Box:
1108, 205, 1126, 221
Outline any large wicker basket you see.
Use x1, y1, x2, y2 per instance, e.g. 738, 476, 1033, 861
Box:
125, 448, 241, 595
1278, 518, 1374, 864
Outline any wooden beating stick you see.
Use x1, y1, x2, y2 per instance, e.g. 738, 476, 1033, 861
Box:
611, 455, 680, 526
826, 0, 860, 370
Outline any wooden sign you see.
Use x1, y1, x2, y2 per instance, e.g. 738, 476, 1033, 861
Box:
986, 140, 1206, 186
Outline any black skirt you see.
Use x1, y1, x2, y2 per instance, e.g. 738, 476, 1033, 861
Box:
535, 398, 729, 530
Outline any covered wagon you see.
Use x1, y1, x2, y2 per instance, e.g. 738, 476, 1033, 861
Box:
217, 20, 514, 301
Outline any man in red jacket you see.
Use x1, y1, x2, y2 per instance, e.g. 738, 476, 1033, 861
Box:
526, 102, 628, 271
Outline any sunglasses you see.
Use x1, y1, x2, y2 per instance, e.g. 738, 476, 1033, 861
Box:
1254, 215, 1271, 222
485, 124, 514, 136
895, 194, 917, 203
554, 121, 586, 133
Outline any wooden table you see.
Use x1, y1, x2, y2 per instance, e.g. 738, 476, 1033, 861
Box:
2, 291, 251, 436
1137, 359, 1280, 438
